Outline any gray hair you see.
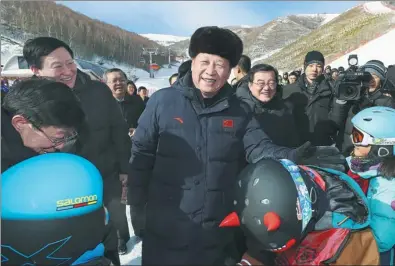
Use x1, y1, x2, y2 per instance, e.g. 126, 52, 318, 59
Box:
103, 68, 128, 82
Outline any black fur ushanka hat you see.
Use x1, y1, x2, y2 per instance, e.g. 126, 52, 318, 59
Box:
189, 26, 243, 68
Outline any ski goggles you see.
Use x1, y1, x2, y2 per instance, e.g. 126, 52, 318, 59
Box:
351, 126, 395, 146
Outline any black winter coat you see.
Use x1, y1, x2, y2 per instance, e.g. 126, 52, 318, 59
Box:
335, 91, 395, 154
72, 71, 131, 184
116, 96, 145, 129
283, 74, 338, 146
1, 108, 39, 173
236, 86, 301, 148
232, 75, 249, 93
129, 71, 297, 265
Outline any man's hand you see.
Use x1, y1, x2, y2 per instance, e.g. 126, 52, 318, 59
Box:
119, 174, 128, 185
298, 146, 346, 172
128, 128, 135, 137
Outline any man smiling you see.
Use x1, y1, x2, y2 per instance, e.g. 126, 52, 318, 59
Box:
23, 37, 131, 262
129, 26, 314, 265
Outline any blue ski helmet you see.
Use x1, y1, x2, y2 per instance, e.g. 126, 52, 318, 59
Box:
1, 153, 107, 265
351, 106, 395, 156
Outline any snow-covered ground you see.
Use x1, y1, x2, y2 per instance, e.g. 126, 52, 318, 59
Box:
295, 13, 340, 26
120, 206, 142, 265
320, 14, 340, 25
363, 1, 394, 14
328, 28, 395, 68
251, 48, 283, 65
98, 59, 150, 80
135, 77, 171, 96
141, 33, 189, 47
1, 36, 24, 65
134, 63, 181, 95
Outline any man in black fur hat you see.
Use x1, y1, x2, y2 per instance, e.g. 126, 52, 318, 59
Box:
129, 26, 319, 265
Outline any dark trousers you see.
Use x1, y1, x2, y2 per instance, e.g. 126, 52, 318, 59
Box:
129, 205, 146, 238
106, 197, 130, 242
103, 174, 130, 243
103, 221, 121, 266
102, 175, 130, 265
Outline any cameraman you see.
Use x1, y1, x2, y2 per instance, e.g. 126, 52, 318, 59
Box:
335, 60, 395, 154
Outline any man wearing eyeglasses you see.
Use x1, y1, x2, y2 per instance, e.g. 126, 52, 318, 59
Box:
236, 64, 301, 148
104, 68, 145, 136
104, 68, 145, 244
23, 37, 131, 263
2, 78, 84, 171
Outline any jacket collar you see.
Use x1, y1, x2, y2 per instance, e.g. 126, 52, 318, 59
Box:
299, 74, 332, 97
234, 75, 249, 89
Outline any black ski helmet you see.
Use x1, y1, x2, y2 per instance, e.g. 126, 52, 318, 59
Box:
220, 159, 317, 253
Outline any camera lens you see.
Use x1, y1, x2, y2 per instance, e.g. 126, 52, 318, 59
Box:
341, 85, 358, 100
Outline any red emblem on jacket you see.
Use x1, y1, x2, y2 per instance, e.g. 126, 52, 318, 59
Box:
223, 119, 234, 128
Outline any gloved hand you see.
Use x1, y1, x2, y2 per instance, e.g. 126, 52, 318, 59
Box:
292, 141, 316, 164
300, 146, 347, 172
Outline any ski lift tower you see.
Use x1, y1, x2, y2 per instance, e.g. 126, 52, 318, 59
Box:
168, 48, 172, 68
142, 47, 159, 78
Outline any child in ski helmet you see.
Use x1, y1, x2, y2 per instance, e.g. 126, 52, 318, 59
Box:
347, 106, 395, 265
220, 158, 379, 265
1, 153, 110, 265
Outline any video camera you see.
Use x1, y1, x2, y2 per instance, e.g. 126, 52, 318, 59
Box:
334, 54, 372, 101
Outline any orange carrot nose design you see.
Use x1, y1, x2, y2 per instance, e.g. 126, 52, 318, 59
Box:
264, 212, 281, 231
219, 212, 240, 227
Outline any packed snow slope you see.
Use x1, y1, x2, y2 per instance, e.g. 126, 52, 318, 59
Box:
328, 28, 395, 68
259, 1, 395, 71
141, 34, 189, 47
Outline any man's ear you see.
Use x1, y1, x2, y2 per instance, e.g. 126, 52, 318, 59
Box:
191, 58, 195, 72
11, 115, 29, 133
248, 82, 253, 91
30, 66, 40, 76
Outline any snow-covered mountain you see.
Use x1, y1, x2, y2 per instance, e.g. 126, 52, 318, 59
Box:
141, 33, 189, 47
257, 1, 395, 71
168, 13, 341, 60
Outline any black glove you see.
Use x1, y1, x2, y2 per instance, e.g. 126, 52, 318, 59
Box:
292, 141, 316, 164
293, 144, 346, 172
300, 146, 347, 172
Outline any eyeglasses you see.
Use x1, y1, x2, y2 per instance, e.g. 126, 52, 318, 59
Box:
252, 81, 277, 88
351, 126, 395, 146
30, 121, 78, 147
